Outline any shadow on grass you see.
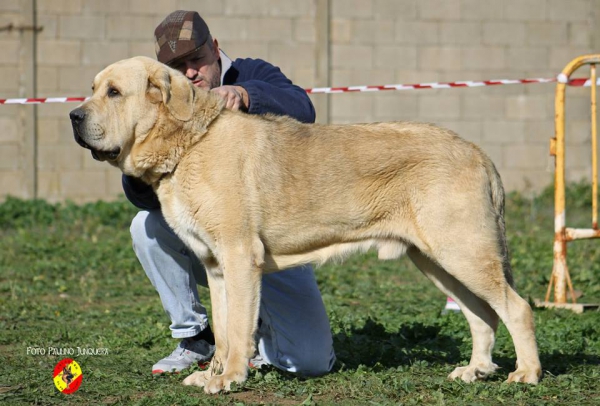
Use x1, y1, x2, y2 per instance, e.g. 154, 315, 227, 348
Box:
329, 318, 600, 379
332, 318, 464, 370
539, 352, 600, 376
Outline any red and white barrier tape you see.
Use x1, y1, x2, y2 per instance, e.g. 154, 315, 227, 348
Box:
305, 77, 599, 94
0, 97, 88, 105
1, 77, 599, 105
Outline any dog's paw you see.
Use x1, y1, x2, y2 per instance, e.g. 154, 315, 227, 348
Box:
203, 371, 247, 394
506, 367, 541, 384
182, 371, 211, 387
448, 363, 498, 383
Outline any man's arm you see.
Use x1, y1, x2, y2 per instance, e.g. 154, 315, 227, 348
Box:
228, 58, 316, 124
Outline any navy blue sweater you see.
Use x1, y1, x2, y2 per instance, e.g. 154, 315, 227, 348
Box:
122, 57, 316, 210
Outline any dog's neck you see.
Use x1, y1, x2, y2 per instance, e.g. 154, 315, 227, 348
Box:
134, 88, 226, 185
190, 87, 226, 131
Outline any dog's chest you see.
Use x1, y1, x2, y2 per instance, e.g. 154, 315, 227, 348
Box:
155, 180, 214, 261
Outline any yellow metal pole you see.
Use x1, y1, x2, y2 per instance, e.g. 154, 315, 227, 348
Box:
550, 55, 600, 304
591, 64, 598, 230
553, 76, 568, 304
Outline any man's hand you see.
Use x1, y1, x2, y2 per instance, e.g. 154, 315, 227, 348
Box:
211, 85, 249, 112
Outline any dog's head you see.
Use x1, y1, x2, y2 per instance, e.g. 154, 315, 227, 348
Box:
69, 56, 223, 179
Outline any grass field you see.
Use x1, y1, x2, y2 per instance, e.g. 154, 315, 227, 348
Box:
1, 183, 599, 405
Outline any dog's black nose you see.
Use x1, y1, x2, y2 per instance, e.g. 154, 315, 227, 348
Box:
69, 108, 86, 123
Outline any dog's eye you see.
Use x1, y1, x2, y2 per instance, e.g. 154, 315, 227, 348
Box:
107, 87, 120, 97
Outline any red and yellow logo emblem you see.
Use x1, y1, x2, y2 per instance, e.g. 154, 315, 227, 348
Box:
53, 358, 82, 394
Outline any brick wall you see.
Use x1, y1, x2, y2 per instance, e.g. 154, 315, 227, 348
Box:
0, 0, 599, 202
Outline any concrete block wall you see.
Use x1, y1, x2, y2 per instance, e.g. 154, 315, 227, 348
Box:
0, 0, 599, 203
329, 0, 600, 193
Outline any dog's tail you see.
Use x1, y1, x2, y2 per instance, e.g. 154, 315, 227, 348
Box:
484, 158, 515, 287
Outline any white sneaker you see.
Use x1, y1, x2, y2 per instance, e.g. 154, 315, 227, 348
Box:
152, 337, 215, 374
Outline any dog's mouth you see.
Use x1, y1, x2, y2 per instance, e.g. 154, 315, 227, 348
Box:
90, 148, 121, 161
73, 131, 121, 161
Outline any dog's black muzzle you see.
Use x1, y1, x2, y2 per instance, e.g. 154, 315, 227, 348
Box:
69, 108, 119, 161
69, 108, 91, 149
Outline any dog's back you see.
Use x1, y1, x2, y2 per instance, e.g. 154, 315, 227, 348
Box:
211, 116, 503, 266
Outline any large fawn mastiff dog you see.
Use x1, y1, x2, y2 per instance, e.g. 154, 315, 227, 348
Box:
70, 56, 542, 393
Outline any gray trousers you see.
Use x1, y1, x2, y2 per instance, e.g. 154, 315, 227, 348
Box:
130, 210, 335, 375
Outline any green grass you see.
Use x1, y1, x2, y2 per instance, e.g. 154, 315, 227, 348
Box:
0, 182, 599, 405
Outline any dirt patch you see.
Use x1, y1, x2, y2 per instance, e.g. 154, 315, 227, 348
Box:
231, 390, 325, 405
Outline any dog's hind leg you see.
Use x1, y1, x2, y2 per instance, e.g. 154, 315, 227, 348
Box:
411, 243, 542, 384
497, 287, 542, 384
407, 247, 500, 382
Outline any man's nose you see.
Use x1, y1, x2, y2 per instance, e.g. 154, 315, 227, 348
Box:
184, 61, 199, 78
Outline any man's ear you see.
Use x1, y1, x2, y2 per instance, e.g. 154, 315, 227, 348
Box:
148, 66, 194, 122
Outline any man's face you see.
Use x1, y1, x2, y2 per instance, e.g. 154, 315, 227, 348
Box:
168, 39, 221, 90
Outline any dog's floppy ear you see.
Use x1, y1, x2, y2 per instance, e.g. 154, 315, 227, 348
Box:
148, 66, 194, 122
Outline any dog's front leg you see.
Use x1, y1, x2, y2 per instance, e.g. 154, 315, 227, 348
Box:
182, 259, 228, 388
204, 242, 263, 394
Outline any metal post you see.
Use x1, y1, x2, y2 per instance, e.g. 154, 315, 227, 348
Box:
591, 64, 598, 230
539, 54, 600, 313
551, 71, 568, 304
